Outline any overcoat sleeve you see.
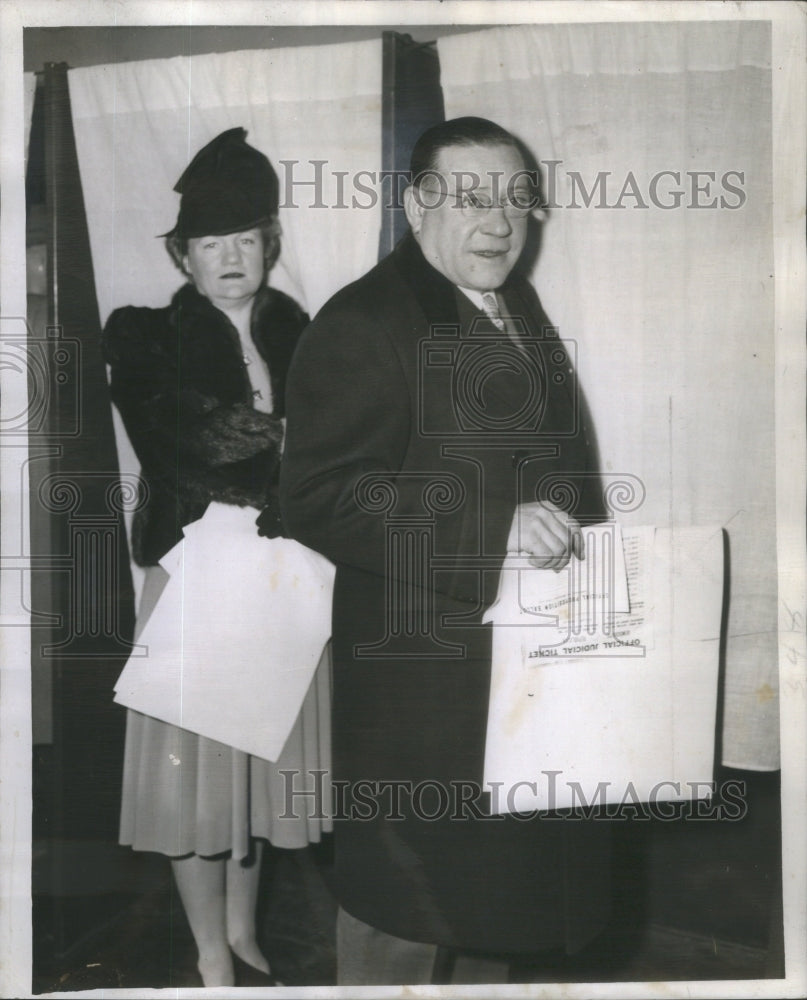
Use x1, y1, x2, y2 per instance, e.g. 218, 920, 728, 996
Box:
279, 295, 413, 578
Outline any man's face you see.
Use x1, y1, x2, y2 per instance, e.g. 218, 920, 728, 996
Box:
405, 142, 529, 292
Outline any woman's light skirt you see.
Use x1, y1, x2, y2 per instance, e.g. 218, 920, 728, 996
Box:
117, 503, 334, 860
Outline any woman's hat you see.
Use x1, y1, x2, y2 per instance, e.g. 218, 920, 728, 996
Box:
162, 127, 279, 239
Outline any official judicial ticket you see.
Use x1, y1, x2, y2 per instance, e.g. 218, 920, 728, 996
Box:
484, 525, 722, 813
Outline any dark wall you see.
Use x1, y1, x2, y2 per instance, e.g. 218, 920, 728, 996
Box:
24, 24, 484, 72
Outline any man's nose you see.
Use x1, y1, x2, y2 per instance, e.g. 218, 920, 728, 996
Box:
480, 206, 513, 237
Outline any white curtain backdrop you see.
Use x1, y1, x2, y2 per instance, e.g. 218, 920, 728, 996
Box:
68, 40, 382, 322
439, 22, 777, 770
67, 40, 382, 600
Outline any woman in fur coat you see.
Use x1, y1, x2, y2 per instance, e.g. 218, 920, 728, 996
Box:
103, 128, 328, 988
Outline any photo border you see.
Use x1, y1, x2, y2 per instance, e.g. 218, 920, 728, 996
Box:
1, 2, 804, 998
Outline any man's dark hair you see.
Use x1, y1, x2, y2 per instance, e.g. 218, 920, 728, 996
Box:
410, 117, 521, 186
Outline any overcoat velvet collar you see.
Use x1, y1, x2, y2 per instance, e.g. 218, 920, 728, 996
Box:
391, 230, 528, 330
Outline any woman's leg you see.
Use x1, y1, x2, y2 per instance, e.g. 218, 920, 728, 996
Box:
171, 855, 234, 987
225, 839, 271, 973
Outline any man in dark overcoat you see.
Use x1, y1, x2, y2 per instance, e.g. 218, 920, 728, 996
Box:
280, 117, 611, 984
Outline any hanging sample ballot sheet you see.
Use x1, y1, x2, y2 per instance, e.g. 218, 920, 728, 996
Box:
483, 524, 724, 814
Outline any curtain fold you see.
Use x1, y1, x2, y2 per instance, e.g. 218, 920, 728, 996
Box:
41, 61, 136, 657
438, 21, 777, 770
38, 67, 138, 942
379, 32, 444, 258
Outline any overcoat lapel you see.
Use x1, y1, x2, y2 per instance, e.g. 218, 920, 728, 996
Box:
393, 231, 462, 330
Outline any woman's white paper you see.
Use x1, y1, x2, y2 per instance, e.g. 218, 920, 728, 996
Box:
113, 502, 335, 762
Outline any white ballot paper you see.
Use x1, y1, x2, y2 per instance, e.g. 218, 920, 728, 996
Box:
114, 502, 335, 762
483, 525, 723, 813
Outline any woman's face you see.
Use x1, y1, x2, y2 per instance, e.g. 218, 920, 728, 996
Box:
184, 229, 265, 311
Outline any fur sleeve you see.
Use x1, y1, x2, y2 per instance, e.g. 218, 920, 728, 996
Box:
103, 304, 283, 509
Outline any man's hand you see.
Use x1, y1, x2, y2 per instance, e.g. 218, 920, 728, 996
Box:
506, 500, 584, 571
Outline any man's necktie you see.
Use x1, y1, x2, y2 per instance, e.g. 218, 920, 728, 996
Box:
482, 291, 505, 331
482, 291, 525, 352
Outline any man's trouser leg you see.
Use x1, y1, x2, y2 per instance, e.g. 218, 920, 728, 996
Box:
336, 906, 437, 985
336, 907, 509, 985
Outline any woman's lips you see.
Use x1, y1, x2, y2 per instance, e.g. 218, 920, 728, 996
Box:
220, 272, 246, 279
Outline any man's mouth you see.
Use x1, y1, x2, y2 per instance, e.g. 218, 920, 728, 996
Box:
220, 272, 245, 279
474, 250, 508, 259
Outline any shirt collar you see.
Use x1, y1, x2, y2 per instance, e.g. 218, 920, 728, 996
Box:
457, 286, 496, 312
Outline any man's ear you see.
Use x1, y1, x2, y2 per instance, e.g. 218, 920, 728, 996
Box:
403, 185, 424, 235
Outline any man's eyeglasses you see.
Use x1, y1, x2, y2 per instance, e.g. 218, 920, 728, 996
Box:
415, 184, 541, 219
